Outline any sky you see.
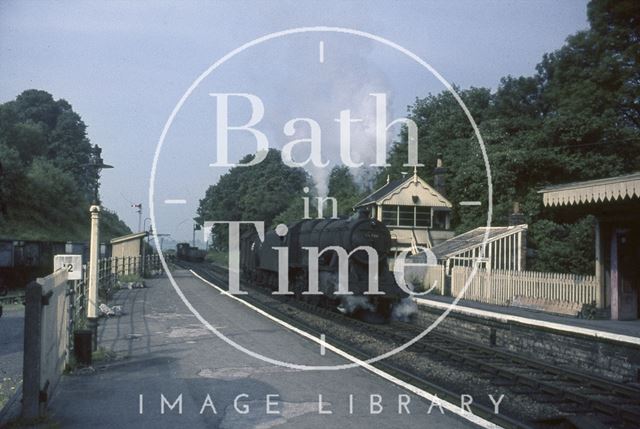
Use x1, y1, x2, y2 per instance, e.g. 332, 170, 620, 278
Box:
0, 0, 590, 243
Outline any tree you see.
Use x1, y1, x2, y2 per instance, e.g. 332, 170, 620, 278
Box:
0, 143, 23, 217
197, 149, 311, 250
327, 166, 361, 216
377, 0, 639, 274
0, 89, 96, 198
0, 89, 130, 241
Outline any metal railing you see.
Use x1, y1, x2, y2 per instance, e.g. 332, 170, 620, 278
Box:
66, 253, 164, 350
20, 253, 164, 421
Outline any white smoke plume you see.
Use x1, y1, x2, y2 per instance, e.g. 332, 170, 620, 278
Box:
391, 296, 418, 322
263, 36, 396, 196
338, 295, 376, 314
319, 271, 377, 315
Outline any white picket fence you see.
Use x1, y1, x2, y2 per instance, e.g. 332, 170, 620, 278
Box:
422, 265, 445, 295
451, 266, 598, 309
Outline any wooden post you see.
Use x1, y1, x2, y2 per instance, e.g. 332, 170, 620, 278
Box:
22, 281, 43, 420
87, 205, 100, 351
87, 205, 100, 320
594, 219, 605, 309
516, 234, 520, 270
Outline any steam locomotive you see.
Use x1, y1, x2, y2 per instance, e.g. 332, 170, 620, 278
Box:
240, 210, 409, 322
176, 243, 207, 262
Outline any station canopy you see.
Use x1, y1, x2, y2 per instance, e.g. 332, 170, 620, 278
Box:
539, 172, 640, 208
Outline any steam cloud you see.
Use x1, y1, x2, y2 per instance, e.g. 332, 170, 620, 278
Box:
266, 37, 397, 196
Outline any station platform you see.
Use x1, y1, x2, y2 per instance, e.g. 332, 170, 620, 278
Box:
414, 295, 640, 384
415, 295, 640, 345
43, 271, 482, 429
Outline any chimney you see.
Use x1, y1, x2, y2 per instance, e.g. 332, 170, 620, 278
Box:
433, 154, 447, 196
509, 202, 526, 226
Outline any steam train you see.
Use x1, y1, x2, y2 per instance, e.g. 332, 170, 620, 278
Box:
176, 243, 207, 262
240, 210, 409, 322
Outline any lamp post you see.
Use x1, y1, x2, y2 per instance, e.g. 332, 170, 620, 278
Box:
85, 147, 113, 351
143, 217, 151, 234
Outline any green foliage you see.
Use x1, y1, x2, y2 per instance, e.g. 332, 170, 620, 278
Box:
192, 0, 638, 275
101, 208, 133, 241
379, 0, 639, 274
0, 89, 131, 241
273, 200, 307, 225
528, 217, 596, 275
117, 273, 143, 283
197, 149, 311, 250
0, 90, 96, 196
327, 166, 363, 216
206, 250, 229, 266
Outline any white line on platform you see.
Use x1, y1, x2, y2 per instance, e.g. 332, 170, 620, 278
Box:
415, 298, 640, 346
190, 269, 503, 429
164, 199, 187, 204
319, 40, 325, 63
459, 201, 482, 206
320, 333, 326, 355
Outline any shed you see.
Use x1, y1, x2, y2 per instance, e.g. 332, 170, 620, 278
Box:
110, 232, 147, 260
539, 172, 640, 320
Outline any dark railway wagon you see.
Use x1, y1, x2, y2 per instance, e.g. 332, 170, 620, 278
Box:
176, 243, 206, 262
0, 239, 102, 291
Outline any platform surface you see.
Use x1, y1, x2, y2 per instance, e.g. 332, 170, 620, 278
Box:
416, 294, 640, 344
44, 271, 481, 429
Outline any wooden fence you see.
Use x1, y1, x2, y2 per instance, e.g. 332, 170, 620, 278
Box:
421, 265, 445, 295
19, 253, 164, 420
22, 269, 70, 419
451, 266, 598, 312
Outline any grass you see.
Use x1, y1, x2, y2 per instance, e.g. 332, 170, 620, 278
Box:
3, 414, 61, 429
92, 347, 117, 363
206, 250, 228, 266
65, 347, 118, 373
117, 274, 143, 283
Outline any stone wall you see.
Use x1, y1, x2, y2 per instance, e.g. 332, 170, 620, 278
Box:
416, 307, 640, 383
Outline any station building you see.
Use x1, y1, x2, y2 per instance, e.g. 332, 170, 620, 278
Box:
540, 173, 640, 320
354, 158, 455, 253
110, 231, 147, 260
110, 231, 148, 275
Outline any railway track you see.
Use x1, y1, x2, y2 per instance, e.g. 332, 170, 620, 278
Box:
177, 261, 640, 428
349, 317, 640, 428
